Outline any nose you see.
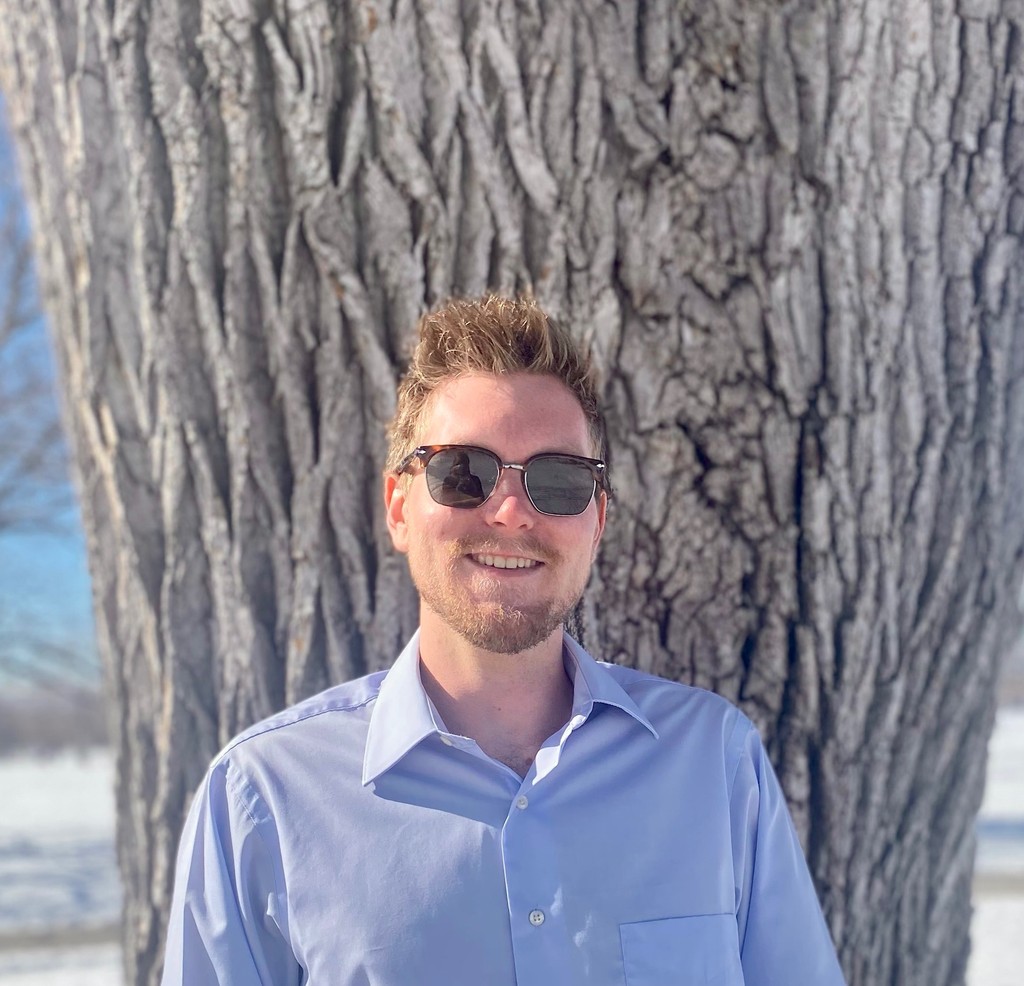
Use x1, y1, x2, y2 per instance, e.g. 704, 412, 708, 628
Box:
483, 466, 535, 529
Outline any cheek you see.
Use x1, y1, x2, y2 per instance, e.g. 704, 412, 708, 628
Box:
406, 498, 471, 548
575, 512, 603, 546
549, 520, 599, 565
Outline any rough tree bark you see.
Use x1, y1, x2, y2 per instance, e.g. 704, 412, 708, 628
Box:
2, 0, 1023, 983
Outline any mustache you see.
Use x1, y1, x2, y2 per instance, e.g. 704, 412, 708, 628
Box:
452, 535, 559, 565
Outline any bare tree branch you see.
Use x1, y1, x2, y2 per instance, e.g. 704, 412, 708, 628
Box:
0, 95, 86, 686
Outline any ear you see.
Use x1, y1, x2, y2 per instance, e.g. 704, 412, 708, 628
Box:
384, 472, 410, 554
591, 490, 607, 559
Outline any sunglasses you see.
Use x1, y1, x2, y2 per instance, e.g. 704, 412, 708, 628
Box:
397, 444, 610, 516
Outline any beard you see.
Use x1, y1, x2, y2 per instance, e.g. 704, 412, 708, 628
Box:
410, 535, 585, 654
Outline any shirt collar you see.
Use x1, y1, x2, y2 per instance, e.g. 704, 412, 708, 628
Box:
561, 633, 659, 739
362, 630, 659, 785
362, 631, 438, 785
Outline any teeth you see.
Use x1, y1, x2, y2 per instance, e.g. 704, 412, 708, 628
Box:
473, 554, 539, 570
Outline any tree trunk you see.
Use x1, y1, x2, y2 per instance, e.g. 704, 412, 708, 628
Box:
2, 0, 1023, 983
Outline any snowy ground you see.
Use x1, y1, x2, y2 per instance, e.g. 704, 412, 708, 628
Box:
968, 706, 1024, 986
0, 751, 119, 938
1, 709, 1023, 985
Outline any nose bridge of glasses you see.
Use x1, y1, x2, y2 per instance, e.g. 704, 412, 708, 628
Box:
477, 461, 533, 520
493, 460, 529, 497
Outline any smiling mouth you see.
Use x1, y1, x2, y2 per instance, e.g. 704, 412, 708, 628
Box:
469, 553, 542, 570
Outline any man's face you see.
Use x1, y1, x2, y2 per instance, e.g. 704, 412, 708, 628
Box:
385, 372, 606, 654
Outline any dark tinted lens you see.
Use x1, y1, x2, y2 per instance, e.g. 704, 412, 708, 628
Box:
525, 456, 596, 515
424, 448, 499, 508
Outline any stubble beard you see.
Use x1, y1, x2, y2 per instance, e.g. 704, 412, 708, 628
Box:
411, 536, 586, 655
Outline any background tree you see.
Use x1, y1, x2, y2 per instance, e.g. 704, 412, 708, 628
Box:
1, 1, 1023, 984
0, 95, 87, 687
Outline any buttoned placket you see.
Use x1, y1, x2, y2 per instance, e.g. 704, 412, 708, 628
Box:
418, 653, 610, 985
497, 709, 593, 984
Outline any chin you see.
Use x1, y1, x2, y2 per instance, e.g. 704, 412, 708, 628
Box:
449, 604, 568, 655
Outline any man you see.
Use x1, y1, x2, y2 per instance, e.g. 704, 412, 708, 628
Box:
162, 296, 846, 985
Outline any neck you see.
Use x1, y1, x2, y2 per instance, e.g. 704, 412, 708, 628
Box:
417, 617, 574, 777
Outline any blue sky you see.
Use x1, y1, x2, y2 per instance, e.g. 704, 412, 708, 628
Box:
0, 91, 98, 685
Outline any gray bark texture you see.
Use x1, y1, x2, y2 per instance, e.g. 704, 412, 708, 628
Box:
2, 0, 1024, 983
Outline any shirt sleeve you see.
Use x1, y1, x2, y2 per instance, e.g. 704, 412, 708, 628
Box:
161, 758, 302, 986
729, 721, 846, 986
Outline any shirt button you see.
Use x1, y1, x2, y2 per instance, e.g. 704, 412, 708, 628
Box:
529, 909, 545, 927
515, 795, 529, 810
440, 736, 454, 746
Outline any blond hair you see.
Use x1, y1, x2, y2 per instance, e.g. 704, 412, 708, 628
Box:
386, 295, 605, 472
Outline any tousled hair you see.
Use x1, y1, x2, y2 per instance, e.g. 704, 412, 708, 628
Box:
386, 295, 606, 473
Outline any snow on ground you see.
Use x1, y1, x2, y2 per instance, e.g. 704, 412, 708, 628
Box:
0, 943, 120, 985
976, 707, 1024, 882
0, 749, 119, 936
980, 707, 1024, 820
966, 706, 1024, 986
968, 896, 1024, 986
1, 709, 1023, 985
0, 748, 121, 984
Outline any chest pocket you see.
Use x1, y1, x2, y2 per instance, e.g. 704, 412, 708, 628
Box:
620, 913, 744, 985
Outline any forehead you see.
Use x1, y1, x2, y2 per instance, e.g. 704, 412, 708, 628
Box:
418, 372, 593, 457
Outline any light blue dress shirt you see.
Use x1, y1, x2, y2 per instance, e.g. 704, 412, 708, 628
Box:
162, 632, 846, 985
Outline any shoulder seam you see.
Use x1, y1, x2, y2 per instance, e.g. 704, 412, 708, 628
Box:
725, 711, 754, 803
221, 693, 377, 758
